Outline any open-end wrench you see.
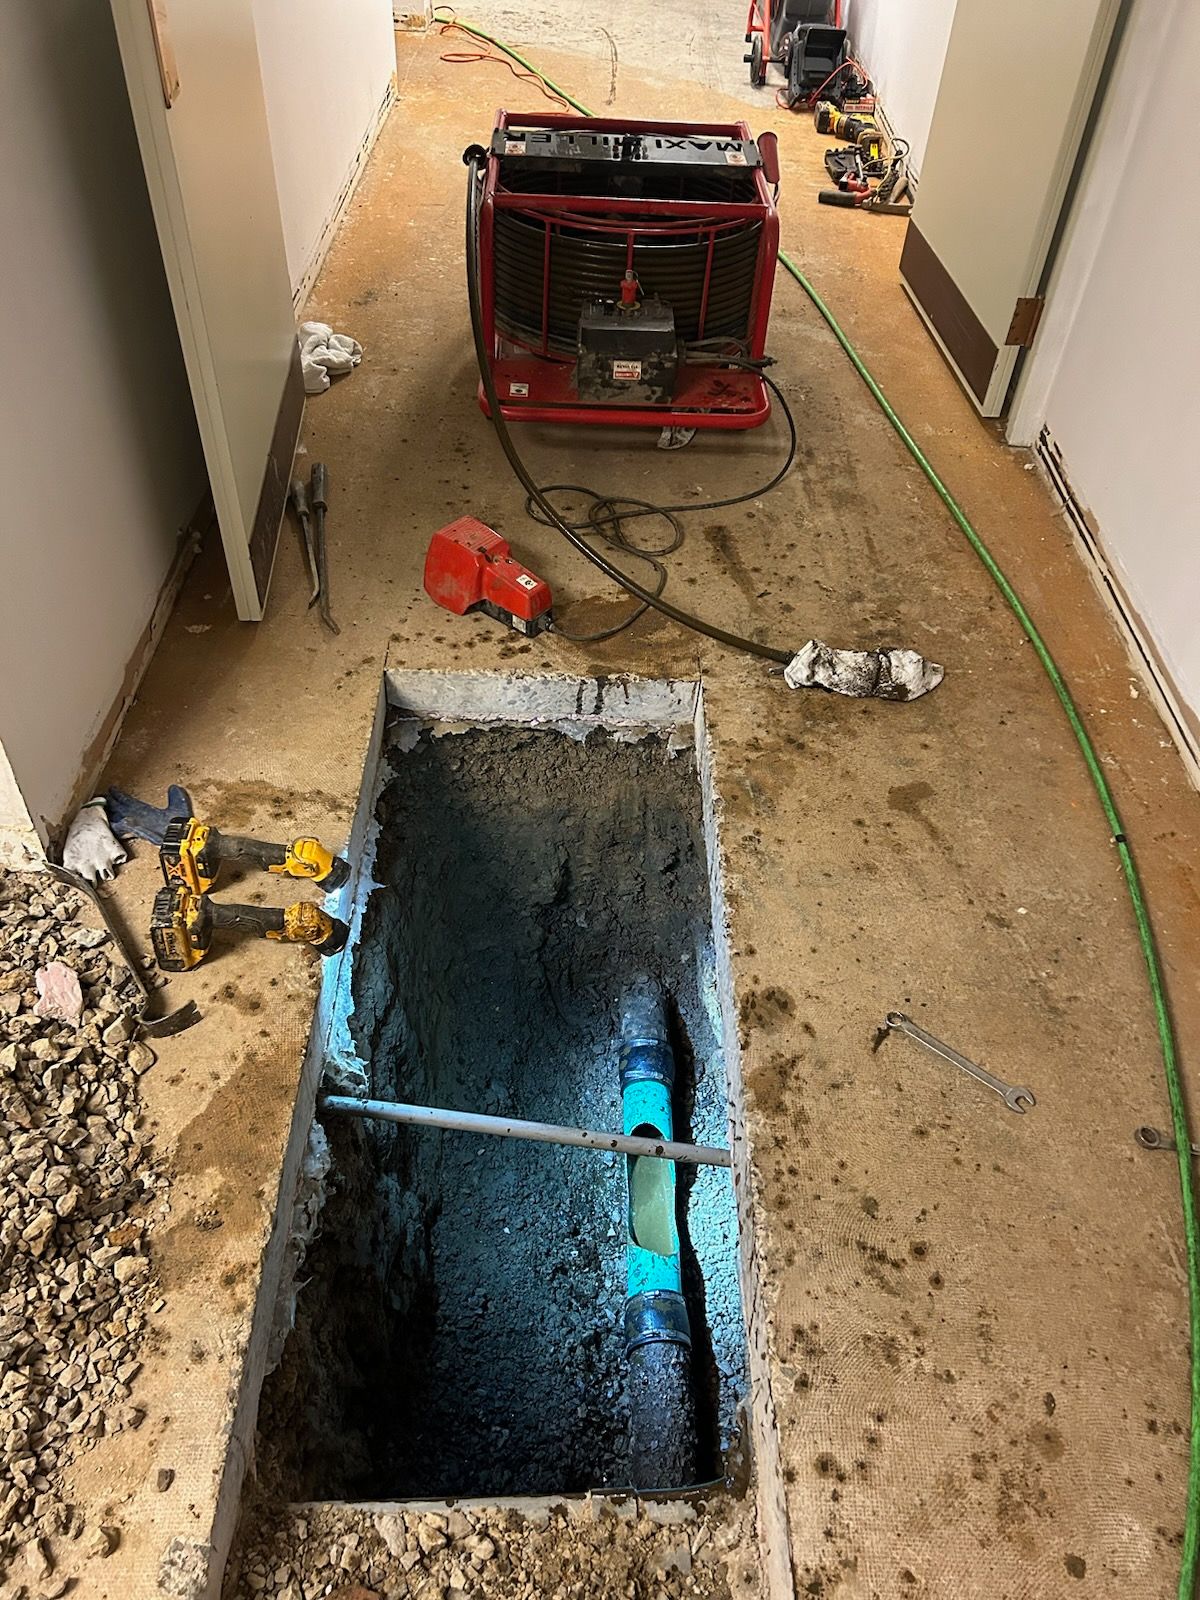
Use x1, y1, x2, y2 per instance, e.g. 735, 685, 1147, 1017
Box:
1135, 1126, 1200, 1157
883, 1012, 1036, 1114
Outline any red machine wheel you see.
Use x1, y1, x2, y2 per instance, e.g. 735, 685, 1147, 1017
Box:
749, 35, 765, 85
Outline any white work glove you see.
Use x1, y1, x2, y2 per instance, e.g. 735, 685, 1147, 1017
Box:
299, 320, 362, 395
62, 798, 127, 882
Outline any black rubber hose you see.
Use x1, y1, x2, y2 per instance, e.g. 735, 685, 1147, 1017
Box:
463, 151, 794, 666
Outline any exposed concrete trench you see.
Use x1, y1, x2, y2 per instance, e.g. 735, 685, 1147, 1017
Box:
256, 717, 747, 1503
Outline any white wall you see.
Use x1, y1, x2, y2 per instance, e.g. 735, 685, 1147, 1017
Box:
1011, 0, 1200, 727
845, 0, 957, 176
0, 747, 41, 871
254, 0, 396, 296
0, 5, 205, 846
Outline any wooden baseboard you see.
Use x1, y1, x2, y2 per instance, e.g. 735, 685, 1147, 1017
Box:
292, 78, 397, 311
1036, 427, 1200, 790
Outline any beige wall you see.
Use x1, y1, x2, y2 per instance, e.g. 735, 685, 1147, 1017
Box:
0, 2, 398, 856
845, 0, 957, 176
0, 4, 205, 845
1011, 0, 1200, 732
254, 0, 396, 296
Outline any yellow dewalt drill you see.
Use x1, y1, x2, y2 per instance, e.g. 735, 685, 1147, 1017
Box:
814, 100, 883, 161
159, 817, 350, 896
150, 884, 349, 971
150, 815, 351, 972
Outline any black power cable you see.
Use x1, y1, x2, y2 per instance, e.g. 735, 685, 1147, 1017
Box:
463, 149, 796, 666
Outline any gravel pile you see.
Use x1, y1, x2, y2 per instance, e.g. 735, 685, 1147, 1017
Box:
0, 867, 166, 1594
226, 1497, 756, 1600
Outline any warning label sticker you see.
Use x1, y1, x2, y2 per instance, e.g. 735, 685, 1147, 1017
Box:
725, 150, 748, 166
504, 140, 526, 155
515, 574, 539, 591
612, 360, 643, 382
509, 381, 530, 397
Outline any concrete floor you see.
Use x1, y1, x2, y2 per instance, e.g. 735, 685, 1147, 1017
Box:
65, 4, 1200, 1595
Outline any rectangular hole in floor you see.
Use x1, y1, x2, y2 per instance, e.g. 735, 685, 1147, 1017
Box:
256, 678, 748, 1503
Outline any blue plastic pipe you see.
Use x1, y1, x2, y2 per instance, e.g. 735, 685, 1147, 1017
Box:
620, 979, 692, 1354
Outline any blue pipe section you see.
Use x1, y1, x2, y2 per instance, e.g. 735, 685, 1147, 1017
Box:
620, 980, 691, 1354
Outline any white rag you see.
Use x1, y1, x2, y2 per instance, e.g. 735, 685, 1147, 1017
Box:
299, 320, 362, 395
62, 798, 127, 882
784, 639, 944, 701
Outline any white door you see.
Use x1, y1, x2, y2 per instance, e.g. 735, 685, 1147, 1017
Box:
109, 0, 301, 620
900, 0, 1121, 417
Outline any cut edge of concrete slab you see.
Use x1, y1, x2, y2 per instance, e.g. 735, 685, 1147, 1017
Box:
199, 669, 792, 1600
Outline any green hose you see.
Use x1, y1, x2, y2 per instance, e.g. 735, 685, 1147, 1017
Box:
431, 16, 1199, 1589
781, 254, 1200, 1598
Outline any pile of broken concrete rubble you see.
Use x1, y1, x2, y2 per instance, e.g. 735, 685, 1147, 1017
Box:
226, 1497, 752, 1600
0, 868, 164, 1595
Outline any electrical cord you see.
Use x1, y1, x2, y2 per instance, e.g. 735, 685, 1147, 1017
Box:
464, 151, 796, 665
528, 352, 798, 644
443, 21, 1200, 1597
435, 8, 574, 111
433, 6, 591, 114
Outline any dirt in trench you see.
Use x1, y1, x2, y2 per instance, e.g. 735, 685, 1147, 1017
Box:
255, 722, 747, 1502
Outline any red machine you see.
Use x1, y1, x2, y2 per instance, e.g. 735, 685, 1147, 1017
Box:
424, 517, 553, 636
471, 111, 781, 429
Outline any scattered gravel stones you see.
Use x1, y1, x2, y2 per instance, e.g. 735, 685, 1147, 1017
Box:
0, 868, 166, 1585
225, 1497, 757, 1600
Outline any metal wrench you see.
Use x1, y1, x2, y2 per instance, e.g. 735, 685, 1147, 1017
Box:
1134, 1126, 1200, 1157
883, 1012, 1036, 1114
309, 462, 340, 636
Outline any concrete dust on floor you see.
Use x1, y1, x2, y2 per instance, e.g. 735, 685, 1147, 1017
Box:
27, 4, 1200, 1597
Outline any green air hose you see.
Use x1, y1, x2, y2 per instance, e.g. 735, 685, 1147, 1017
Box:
431, 13, 1200, 1589
784, 253, 1200, 1600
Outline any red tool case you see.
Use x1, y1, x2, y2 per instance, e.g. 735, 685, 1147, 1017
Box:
473, 111, 781, 430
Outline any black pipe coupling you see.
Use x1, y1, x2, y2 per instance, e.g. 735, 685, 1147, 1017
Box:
619, 1037, 675, 1093
624, 1289, 692, 1355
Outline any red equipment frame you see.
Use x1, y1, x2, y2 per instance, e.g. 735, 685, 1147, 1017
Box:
476, 110, 780, 429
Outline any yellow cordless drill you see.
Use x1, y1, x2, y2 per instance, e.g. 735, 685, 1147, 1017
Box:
150, 884, 349, 971
150, 815, 351, 971
159, 816, 350, 895
814, 100, 883, 160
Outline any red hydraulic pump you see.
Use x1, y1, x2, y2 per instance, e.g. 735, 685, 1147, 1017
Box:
424, 517, 553, 636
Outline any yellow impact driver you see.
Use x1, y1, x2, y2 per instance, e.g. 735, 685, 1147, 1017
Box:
159, 816, 350, 897
150, 883, 349, 972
